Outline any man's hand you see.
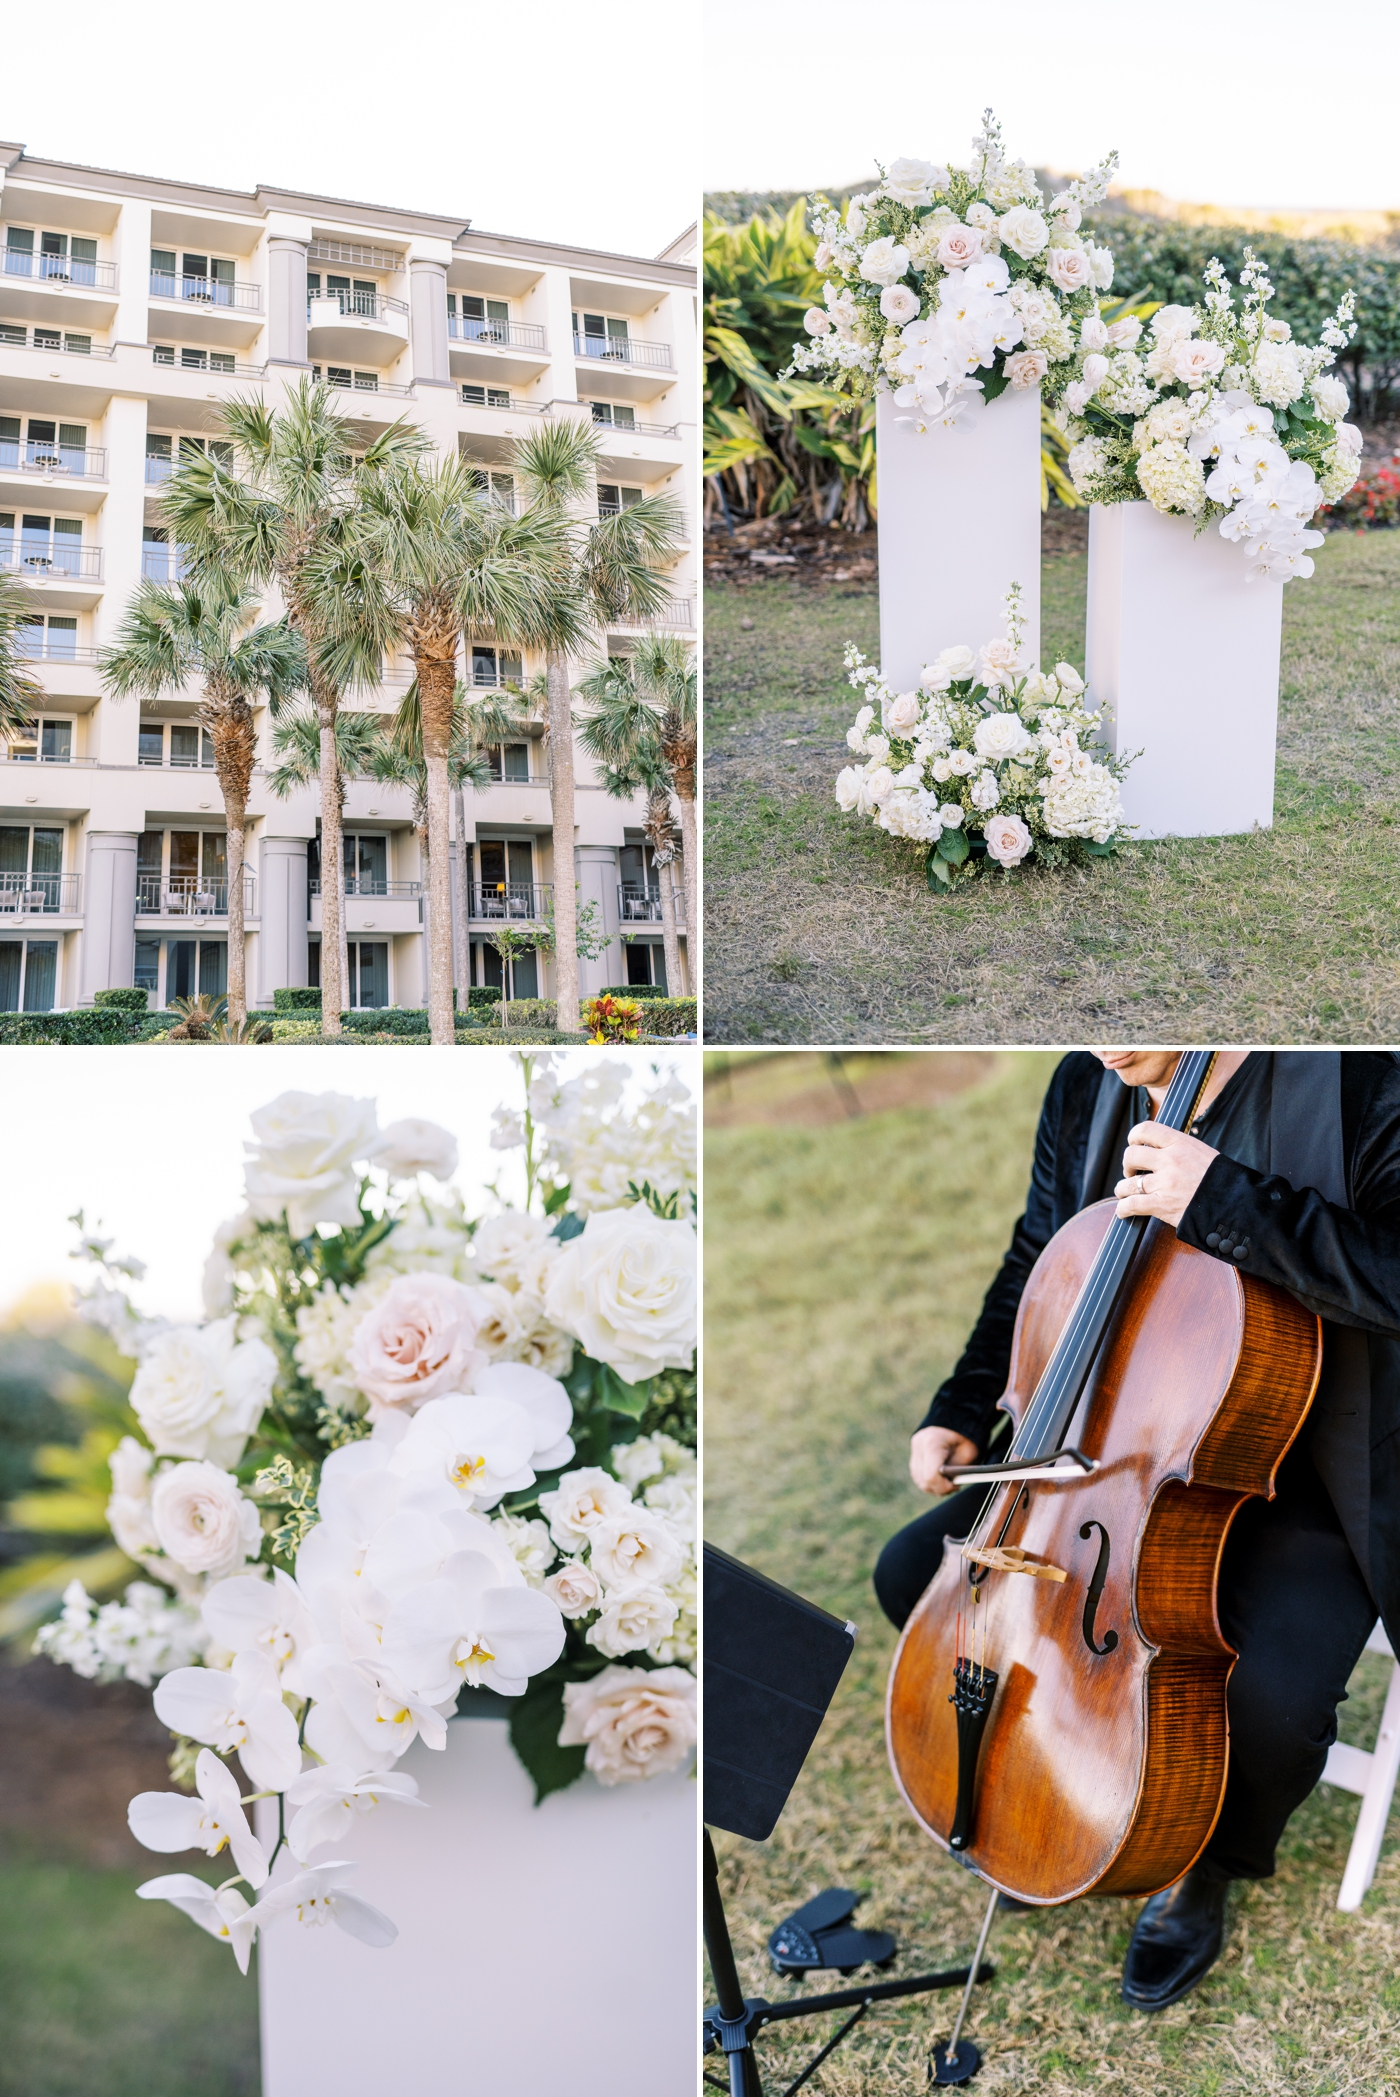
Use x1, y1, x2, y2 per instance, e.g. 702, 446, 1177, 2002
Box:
1114, 1121, 1219, 1228
910, 1425, 979, 1496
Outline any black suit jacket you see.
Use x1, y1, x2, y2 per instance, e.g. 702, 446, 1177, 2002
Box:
922, 1051, 1400, 1641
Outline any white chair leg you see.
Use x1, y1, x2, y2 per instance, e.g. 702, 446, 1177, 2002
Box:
1336, 1659, 1400, 1911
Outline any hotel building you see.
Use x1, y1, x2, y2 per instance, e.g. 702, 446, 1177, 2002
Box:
0, 142, 695, 1011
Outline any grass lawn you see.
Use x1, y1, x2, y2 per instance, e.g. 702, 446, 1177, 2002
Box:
702, 528, 1400, 1044
703, 1050, 1400, 2095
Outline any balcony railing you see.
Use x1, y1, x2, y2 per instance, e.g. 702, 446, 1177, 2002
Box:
469, 881, 551, 920
308, 289, 409, 322
136, 874, 256, 917
0, 439, 106, 480
573, 335, 672, 370
618, 882, 686, 927
151, 349, 265, 378
140, 546, 191, 581
592, 414, 681, 439
150, 272, 262, 310
317, 374, 414, 399
1, 335, 116, 361
3, 250, 117, 292
608, 598, 694, 630
449, 315, 547, 352
0, 870, 82, 914
309, 879, 424, 900
13, 635, 100, 664
459, 391, 548, 414
1, 538, 102, 581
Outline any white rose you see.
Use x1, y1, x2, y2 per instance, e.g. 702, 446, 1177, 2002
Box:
1003, 349, 1047, 390
1106, 316, 1142, 350
543, 1205, 695, 1385
544, 1562, 604, 1617
1064, 380, 1093, 415
1078, 315, 1109, 352
835, 766, 863, 812
858, 237, 909, 287
1053, 662, 1086, 695
812, 242, 834, 271
803, 307, 831, 336
347, 1272, 488, 1420
1335, 422, 1364, 457
1150, 305, 1196, 345
978, 636, 1020, 688
1088, 245, 1115, 289
151, 1461, 262, 1580
864, 733, 890, 763
997, 206, 1049, 260
470, 1210, 560, 1297
558, 1664, 697, 1785
538, 1466, 633, 1553
107, 1435, 160, 1559
974, 712, 1032, 761
938, 802, 965, 827
1310, 375, 1349, 421
1081, 353, 1110, 389
586, 1586, 678, 1659
879, 284, 920, 324
885, 691, 921, 734
983, 812, 1034, 866
883, 156, 944, 205
1170, 338, 1226, 389
1046, 248, 1093, 294
130, 1319, 276, 1468
243, 1090, 380, 1239
934, 644, 976, 681
937, 226, 983, 271
374, 1119, 458, 1182
947, 747, 979, 776
587, 1507, 686, 1592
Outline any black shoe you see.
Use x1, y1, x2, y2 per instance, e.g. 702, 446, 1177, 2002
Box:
1121, 1864, 1230, 2012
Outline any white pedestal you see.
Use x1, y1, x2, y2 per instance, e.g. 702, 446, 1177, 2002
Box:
1086, 501, 1284, 839
875, 383, 1041, 688
257, 1718, 696, 2097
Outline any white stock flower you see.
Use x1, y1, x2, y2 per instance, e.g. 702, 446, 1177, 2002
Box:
151, 1460, 263, 1580
130, 1320, 275, 1468
243, 1091, 379, 1238
586, 1585, 679, 1658
284, 1765, 424, 1864
858, 237, 910, 287
374, 1119, 458, 1182
153, 1649, 302, 1792
544, 1561, 604, 1617
543, 1205, 696, 1385
201, 1568, 319, 1696
348, 1273, 488, 1420
128, 1747, 268, 1887
107, 1436, 159, 1559
558, 1665, 698, 1785
491, 1512, 554, 1587
983, 812, 1034, 866
611, 1431, 691, 1494
34, 1578, 203, 1686
587, 1507, 686, 1593
538, 1466, 632, 1554
136, 1875, 256, 1971
970, 771, 1000, 812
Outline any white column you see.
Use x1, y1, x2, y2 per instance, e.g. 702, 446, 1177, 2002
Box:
875, 384, 1042, 687
408, 259, 451, 390
79, 831, 138, 1001
1086, 501, 1283, 838
267, 236, 309, 369
575, 843, 620, 1000
257, 838, 309, 1005
91, 394, 148, 766
539, 266, 579, 405
110, 196, 151, 345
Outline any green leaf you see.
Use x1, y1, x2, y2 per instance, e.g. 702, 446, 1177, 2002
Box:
599, 1364, 650, 1417
981, 366, 1011, 402
938, 827, 970, 865
551, 1210, 586, 1243
927, 849, 953, 891
542, 1181, 571, 1216
507, 1677, 587, 1804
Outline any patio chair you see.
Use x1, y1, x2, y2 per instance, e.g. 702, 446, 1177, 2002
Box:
1322, 1621, 1400, 1910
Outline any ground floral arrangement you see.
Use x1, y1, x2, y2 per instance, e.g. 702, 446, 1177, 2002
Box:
835, 584, 1131, 884
1058, 249, 1362, 581
789, 111, 1117, 432
35, 1055, 697, 1971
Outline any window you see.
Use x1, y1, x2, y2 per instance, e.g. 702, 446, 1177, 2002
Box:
448, 295, 509, 343
14, 616, 77, 661
589, 401, 637, 430
342, 834, 388, 896
134, 939, 160, 993
172, 346, 236, 374
169, 725, 216, 769
0, 416, 89, 471
625, 939, 665, 990
476, 838, 535, 916
312, 364, 379, 392
308, 274, 380, 318
151, 250, 236, 303
3, 227, 98, 284
486, 745, 530, 783
0, 939, 58, 1010
146, 433, 231, 483
461, 385, 512, 409
165, 938, 227, 999
465, 469, 514, 513
137, 830, 228, 912
597, 484, 642, 519
469, 645, 522, 688
30, 327, 90, 354
6, 514, 84, 576
347, 942, 389, 1009
141, 528, 189, 582
574, 312, 630, 359
477, 938, 538, 999
138, 724, 165, 766
0, 826, 64, 916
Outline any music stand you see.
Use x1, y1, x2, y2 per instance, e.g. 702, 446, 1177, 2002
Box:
702, 1545, 996, 2093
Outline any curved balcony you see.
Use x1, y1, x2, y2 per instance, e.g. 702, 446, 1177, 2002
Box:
307, 288, 409, 365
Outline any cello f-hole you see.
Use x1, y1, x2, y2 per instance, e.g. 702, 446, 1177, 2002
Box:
1079, 1520, 1119, 1656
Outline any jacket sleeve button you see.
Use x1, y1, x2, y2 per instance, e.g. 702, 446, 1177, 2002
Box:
1206, 1232, 1221, 1248
1233, 1243, 1248, 1260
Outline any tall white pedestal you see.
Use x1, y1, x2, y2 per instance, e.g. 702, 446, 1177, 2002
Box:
1086, 501, 1283, 839
256, 1718, 696, 2097
875, 384, 1041, 688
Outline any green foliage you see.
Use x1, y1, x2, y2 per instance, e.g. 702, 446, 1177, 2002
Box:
271, 985, 324, 1012
0, 1010, 148, 1046
92, 988, 149, 1011
601, 982, 664, 998
250, 1455, 320, 1562
506, 1666, 590, 1803
635, 996, 697, 1037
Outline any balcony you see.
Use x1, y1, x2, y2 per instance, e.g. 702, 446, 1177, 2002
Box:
148, 272, 264, 350
0, 871, 82, 917
307, 288, 409, 365
1, 538, 102, 584
12, 634, 100, 664
573, 334, 671, 371
618, 882, 684, 929
0, 437, 107, 484
591, 414, 681, 440
607, 597, 693, 631
469, 881, 551, 921
448, 316, 547, 353
136, 874, 256, 919
309, 879, 423, 901
1, 249, 119, 329
149, 271, 260, 312
315, 372, 414, 400
459, 389, 548, 416
141, 546, 191, 582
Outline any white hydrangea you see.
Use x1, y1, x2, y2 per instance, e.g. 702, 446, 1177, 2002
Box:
363, 1191, 475, 1281
1067, 436, 1106, 494
611, 1432, 693, 1495
293, 1273, 395, 1410
1318, 447, 1361, 503
490, 1512, 555, 1589
1041, 763, 1125, 842
1136, 440, 1207, 516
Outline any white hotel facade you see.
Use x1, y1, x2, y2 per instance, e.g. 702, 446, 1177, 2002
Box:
0, 143, 695, 1013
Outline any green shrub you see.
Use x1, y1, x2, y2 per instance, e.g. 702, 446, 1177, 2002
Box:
467, 986, 501, 1008
0, 1010, 144, 1045
634, 998, 697, 1038
264, 1021, 585, 1047
488, 998, 557, 1030
93, 986, 149, 1011
601, 983, 665, 999
272, 986, 323, 1013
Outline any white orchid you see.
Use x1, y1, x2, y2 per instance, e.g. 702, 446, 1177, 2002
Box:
136, 1874, 257, 1971
284, 1763, 425, 1863
128, 1747, 269, 1886
381, 1543, 566, 1699
202, 1568, 319, 1696
245, 1860, 397, 1950
153, 1650, 302, 1793
388, 1363, 574, 1514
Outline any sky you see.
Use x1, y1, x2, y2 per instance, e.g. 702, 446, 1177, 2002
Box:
704, 0, 1400, 213
0, 2, 697, 259
0, 1048, 693, 1321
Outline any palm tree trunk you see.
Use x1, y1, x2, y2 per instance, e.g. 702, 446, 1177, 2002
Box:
676, 789, 697, 993
656, 852, 681, 998
546, 648, 579, 1032
209, 699, 255, 1028
418, 656, 457, 1045
337, 774, 350, 1017
451, 783, 470, 996
314, 679, 343, 1036
226, 809, 248, 1025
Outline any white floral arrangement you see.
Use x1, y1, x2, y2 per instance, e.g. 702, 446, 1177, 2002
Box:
34, 1056, 697, 1973
1055, 249, 1362, 581
834, 585, 1132, 884
788, 111, 1118, 431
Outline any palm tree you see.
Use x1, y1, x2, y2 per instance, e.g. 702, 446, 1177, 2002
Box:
159, 380, 425, 1035
575, 634, 697, 985
100, 577, 304, 1025
319, 455, 577, 1044
265, 703, 384, 1015
509, 418, 685, 1032
0, 571, 43, 744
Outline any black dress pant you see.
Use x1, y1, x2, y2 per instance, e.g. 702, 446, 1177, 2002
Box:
873, 1446, 1378, 1880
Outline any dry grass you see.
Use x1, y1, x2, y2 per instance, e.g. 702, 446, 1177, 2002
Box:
703, 1051, 1400, 2094
702, 529, 1400, 1045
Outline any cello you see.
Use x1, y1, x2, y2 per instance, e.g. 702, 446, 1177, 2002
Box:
887, 1050, 1324, 1908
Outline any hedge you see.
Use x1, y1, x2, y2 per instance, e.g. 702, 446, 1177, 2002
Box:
0, 1010, 153, 1045
271, 986, 501, 1014
485, 997, 698, 1038
268, 1020, 585, 1046
93, 986, 150, 1011
601, 983, 665, 999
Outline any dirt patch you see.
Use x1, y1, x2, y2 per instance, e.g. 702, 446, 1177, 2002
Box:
0, 1653, 174, 1867
704, 506, 1090, 592
703, 1048, 996, 1129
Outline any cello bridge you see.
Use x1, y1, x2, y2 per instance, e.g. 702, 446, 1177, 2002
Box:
961, 1544, 1067, 1583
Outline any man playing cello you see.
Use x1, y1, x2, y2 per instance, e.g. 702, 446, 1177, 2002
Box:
875, 1049, 1400, 2011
